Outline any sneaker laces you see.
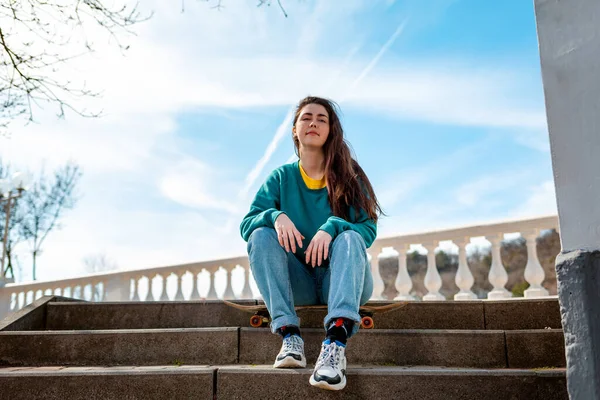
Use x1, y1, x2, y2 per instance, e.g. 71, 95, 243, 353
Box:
282, 334, 303, 353
315, 341, 342, 370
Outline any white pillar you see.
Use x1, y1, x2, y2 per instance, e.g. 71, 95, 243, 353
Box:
487, 234, 511, 299
394, 244, 415, 301
454, 237, 477, 300
423, 241, 444, 301
535, 0, 600, 396
523, 229, 549, 298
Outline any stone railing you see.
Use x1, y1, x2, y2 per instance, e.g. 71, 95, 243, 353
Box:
0, 215, 559, 320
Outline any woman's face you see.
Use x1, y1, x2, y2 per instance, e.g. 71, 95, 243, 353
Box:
293, 103, 330, 151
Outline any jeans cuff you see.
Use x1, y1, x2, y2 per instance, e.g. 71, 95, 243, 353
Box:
324, 310, 361, 338
270, 315, 301, 334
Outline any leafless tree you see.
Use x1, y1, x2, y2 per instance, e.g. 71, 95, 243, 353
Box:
83, 252, 118, 274
83, 252, 118, 301
19, 162, 82, 280
0, 1, 150, 132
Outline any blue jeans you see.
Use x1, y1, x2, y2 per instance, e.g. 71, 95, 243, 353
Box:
247, 227, 373, 338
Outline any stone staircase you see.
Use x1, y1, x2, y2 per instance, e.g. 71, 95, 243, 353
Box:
0, 296, 567, 399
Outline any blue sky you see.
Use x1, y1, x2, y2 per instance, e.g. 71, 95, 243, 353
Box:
1, 0, 557, 283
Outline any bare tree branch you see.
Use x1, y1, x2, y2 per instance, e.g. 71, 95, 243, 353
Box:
0, 0, 151, 131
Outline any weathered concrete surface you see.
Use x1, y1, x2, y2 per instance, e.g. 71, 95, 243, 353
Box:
555, 250, 600, 399
239, 328, 508, 368
216, 366, 568, 400
484, 299, 561, 330
0, 328, 238, 366
0, 296, 82, 332
46, 300, 256, 330
505, 330, 566, 368
0, 365, 215, 400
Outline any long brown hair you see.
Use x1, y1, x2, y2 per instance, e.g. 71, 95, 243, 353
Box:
292, 96, 383, 223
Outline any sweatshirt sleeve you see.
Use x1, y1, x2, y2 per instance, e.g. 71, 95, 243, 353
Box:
318, 206, 377, 248
239, 170, 286, 242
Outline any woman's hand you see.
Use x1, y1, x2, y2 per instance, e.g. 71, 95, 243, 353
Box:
305, 230, 332, 267
274, 213, 304, 253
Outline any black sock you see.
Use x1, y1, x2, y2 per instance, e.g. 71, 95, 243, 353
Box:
277, 325, 301, 338
326, 318, 354, 345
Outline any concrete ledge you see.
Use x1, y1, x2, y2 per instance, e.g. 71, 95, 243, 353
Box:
484, 299, 562, 330
0, 365, 215, 400
46, 300, 257, 330
0, 328, 238, 366
217, 366, 568, 400
239, 328, 507, 368
0, 296, 83, 332
506, 330, 566, 368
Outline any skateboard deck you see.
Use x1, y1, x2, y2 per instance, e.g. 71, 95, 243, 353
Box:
224, 300, 407, 329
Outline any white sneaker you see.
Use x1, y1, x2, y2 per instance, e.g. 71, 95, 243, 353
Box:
273, 334, 306, 368
309, 339, 347, 390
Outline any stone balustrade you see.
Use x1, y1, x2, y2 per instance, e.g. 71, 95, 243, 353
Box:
0, 215, 559, 320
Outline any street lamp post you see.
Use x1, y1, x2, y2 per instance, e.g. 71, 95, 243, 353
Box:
0, 172, 30, 288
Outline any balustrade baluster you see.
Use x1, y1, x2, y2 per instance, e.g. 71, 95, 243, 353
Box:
523, 229, 550, 298
190, 271, 201, 300
487, 234, 512, 299
454, 238, 477, 300
394, 244, 414, 301
131, 277, 140, 301
241, 260, 253, 299
206, 268, 218, 300
159, 274, 170, 301
222, 265, 235, 300
144, 276, 154, 301
423, 242, 445, 301
174, 271, 185, 301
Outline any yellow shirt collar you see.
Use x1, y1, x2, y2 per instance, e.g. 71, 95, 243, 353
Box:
299, 162, 327, 190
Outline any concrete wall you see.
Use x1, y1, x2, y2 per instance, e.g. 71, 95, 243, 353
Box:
535, 0, 600, 252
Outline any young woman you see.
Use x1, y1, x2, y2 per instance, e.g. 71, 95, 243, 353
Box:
240, 96, 382, 391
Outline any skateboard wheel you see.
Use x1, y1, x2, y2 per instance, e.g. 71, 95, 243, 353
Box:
250, 315, 263, 328
361, 316, 374, 329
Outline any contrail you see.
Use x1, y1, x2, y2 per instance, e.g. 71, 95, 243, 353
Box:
341, 19, 408, 101
282, 20, 409, 162
238, 107, 295, 199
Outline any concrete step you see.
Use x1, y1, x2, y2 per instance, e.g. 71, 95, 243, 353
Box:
240, 328, 565, 369
0, 328, 239, 367
0, 327, 565, 369
42, 298, 562, 331
0, 365, 567, 400
0, 365, 215, 400
217, 366, 567, 400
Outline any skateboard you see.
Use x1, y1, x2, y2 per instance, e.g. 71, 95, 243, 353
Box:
224, 300, 407, 329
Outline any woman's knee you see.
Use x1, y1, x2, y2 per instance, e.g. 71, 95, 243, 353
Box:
332, 230, 366, 250
247, 227, 278, 252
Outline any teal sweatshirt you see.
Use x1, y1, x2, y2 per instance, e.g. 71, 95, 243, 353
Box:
240, 161, 377, 264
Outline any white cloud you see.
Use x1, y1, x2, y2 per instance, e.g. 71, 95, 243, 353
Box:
510, 180, 558, 218
0, 0, 553, 285
158, 158, 238, 213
